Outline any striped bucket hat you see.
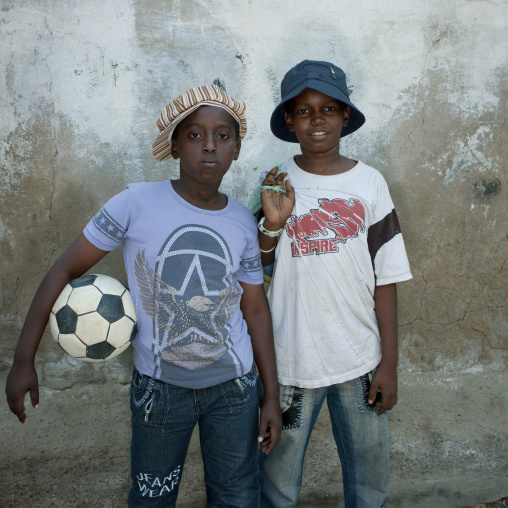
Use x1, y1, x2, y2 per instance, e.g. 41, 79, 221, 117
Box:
152, 84, 247, 161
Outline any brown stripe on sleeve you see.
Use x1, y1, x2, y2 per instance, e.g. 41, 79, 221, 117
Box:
367, 209, 401, 268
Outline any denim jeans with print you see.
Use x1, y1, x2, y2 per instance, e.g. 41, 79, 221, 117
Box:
259, 373, 389, 508
129, 366, 260, 507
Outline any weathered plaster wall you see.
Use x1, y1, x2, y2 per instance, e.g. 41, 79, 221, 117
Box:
1, 1, 507, 506
1, 1, 506, 382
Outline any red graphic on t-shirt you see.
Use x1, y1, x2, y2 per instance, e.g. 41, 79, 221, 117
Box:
285, 198, 366, 257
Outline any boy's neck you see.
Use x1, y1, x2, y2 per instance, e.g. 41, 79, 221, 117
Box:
294, 151, 356, 176
171, 179, 227, 211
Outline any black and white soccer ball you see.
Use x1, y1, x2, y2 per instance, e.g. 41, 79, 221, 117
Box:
49, 274, 137, 362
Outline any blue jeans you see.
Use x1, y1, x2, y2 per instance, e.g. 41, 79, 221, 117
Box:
259, 373, 389, 508
128, 367, 260, 507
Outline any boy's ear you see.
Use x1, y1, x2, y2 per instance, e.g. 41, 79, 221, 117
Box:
284, 111, 295, 133
342, 106, 351, 127
171, 140, 179, 159
233, 140, 241, 161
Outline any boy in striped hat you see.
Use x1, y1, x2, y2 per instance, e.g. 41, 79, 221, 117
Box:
6, 84, 281, 507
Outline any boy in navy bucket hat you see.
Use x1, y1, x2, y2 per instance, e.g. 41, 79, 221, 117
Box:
270, 59, 366, 142
254, 60, 412, 507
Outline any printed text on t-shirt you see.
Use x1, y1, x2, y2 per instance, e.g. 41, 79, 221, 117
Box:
286, 198, 365, 257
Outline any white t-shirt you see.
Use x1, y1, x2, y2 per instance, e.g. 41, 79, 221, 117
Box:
84, 180, 263, 389
267, 157, 412, 388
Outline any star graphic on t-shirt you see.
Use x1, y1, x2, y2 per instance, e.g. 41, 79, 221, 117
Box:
134, 249, 240, 370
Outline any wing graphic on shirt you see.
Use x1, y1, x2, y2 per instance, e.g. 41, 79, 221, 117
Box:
135, 249, 178, 333
212, 273, 241, 329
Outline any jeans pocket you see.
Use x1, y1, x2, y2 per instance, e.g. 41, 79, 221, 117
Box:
220, 369, 258, 413
279, 383, 295, 412
131, 367, 146, 391
279, 384, 305, 431
131, 370, 166, 428
359, 371, 379, 414
236, 365, 258, 391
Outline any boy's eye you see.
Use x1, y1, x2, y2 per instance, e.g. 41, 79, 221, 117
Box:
297, 108, 309, 115
217, 133, 230, 140
324, 106, 336, 112
189, 132, 201, 139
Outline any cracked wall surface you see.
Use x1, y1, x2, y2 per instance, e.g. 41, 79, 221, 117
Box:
1, 0, 507, 384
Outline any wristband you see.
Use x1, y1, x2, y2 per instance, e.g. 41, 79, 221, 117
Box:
258, 217, 283, 237
260, 243, 277, 253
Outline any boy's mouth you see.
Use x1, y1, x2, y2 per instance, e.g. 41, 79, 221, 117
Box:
310, 130, 328, 136
200, 160, 219, 166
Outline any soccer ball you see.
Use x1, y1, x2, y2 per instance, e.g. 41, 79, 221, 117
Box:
49, 274, 137, 362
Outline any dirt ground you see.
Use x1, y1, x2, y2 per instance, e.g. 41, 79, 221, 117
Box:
1, 369, 507, 507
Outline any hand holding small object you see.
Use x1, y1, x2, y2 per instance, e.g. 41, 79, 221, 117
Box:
260, 167, 295, 230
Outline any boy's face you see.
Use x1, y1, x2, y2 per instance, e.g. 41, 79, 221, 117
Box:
284, 88, 350, 155
171, 106, 241, 187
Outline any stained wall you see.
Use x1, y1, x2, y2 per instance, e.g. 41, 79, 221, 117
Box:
1, 0, 506, 395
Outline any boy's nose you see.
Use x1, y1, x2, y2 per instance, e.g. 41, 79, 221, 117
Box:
203, 134, 217, 152
310, 112, 325, 124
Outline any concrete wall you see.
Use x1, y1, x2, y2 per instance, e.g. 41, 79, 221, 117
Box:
1, 0, 507, 505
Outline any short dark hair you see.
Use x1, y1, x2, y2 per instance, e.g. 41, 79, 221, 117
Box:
171, 118, 240, 142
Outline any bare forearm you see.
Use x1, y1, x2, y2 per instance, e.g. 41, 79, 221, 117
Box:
258, 218, 286, 267
14, 269, 74, 364
239, 283, 279, 400
247, 312, 279, 399
13, 234, 108, 364
239, 281, 282, 452
369, 283, 399, 413
7, 234, 109, 422
258, 230, 277, 266
374, 283, 398, 368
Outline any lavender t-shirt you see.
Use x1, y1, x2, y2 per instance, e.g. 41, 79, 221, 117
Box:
84, 180, 263, 389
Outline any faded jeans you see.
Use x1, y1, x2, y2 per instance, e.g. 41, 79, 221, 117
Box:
128, 366, 260, 507
259, 373, 389, 508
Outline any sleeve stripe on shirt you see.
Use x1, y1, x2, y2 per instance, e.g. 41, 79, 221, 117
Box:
240, 254, 262, 273
367, 209, 401, 267
92, 207, 127, 244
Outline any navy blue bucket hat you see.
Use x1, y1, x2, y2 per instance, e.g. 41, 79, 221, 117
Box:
270, 59, 366, 143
